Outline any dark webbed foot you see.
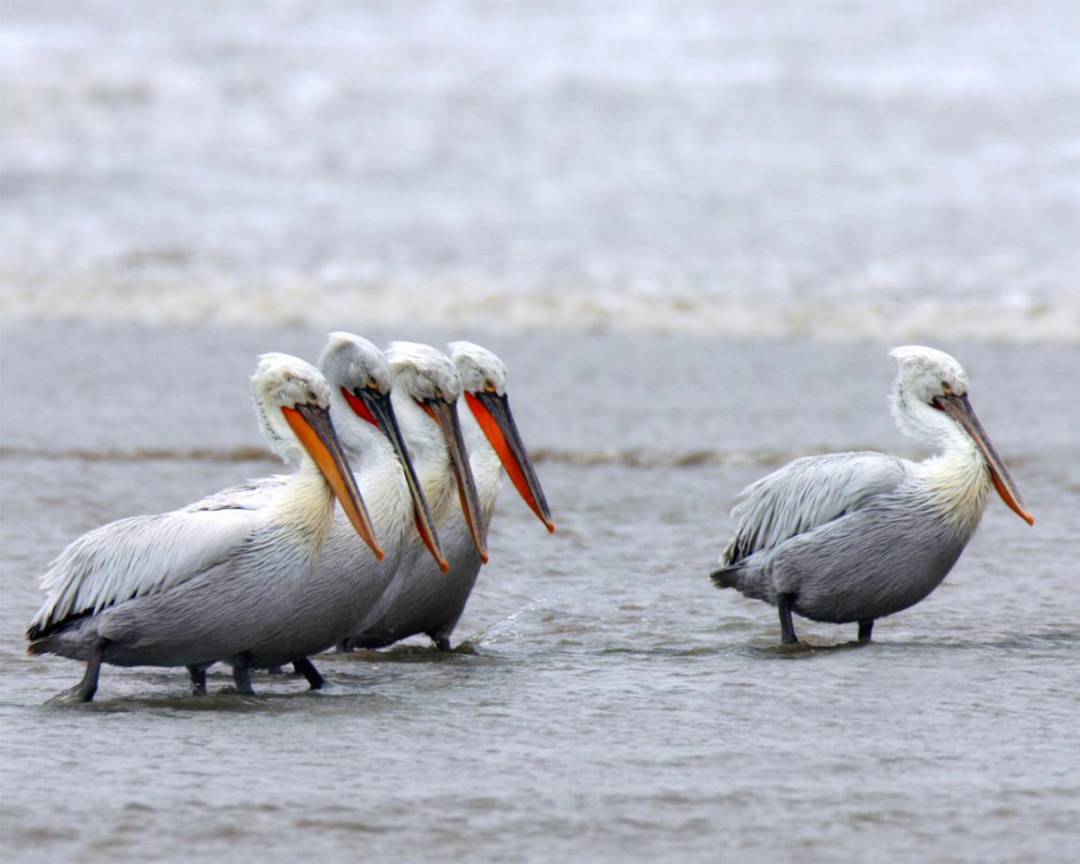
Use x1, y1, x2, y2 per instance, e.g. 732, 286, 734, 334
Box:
858, 620, 874, 642
431, 635, 452, 651
293, 657, 325, 691
188, 666, 207, 696
778, 594, 799, 645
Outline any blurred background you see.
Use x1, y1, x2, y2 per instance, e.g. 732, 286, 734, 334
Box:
3, 0, 1078, 339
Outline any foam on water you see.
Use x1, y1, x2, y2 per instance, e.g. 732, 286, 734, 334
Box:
5, 283, 1079, 342
3, 0, 1079, 342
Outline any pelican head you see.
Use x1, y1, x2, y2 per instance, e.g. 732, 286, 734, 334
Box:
388, 342, 463, 403
449, 341, 554, 533
451, 341, 509, 396
320, 333, 393, 402
318, 333, 447, 572
252, 353, 384, 557
388, 342, 489, 563
889, 346, 1033, 525
891, 346, 970, 409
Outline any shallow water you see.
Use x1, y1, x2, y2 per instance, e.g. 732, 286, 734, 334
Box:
2, 323, 1078, 863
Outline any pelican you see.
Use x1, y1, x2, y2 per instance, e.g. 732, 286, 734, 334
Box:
710, 346, 1033, 645
182, 333, 448, 691
27, 354, 381, 702
346, 342, 554, 650
343, 342, 490, 650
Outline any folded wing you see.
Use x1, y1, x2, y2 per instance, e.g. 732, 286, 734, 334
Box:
184, 475, 288, 512
28, 508, 255, 641
720, 452, 906, 567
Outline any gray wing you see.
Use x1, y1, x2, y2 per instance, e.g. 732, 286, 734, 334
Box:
184, 474, 288, 512
28, 507, 256, 640
719, 452, 906, 567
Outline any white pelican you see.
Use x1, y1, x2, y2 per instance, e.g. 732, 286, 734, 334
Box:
343, 342, 489, 650
182, 333, 448, 692
27, 354, 381, 702
365, 340, 554, 649
711, 346, 1033, 645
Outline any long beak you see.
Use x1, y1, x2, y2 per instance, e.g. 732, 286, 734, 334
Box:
356, 388, 449, 573
465, 391, 554, 532
283, 404, 385, 557
936, 393, 1034, 525
425, 398, 489, 564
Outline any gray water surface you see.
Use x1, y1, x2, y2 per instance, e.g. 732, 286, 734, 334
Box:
2, 324, 1078, 863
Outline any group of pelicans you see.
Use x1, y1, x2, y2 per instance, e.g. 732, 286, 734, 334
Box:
27, 341, 1033, 703
28, 336, 554, 702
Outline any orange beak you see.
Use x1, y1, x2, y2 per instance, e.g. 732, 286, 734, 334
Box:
420, 397, 489, 564
283, 404, 385, 557
346, 386, 448, 573
935, 393, 1034, 525
465, 390, 554, 532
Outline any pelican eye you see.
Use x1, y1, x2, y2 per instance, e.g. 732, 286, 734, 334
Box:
483, 379, 497, 393
365, 375, 380, 390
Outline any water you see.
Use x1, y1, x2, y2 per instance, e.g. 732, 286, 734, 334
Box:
3, 1, 1080, 860
2, 324, 1079, 863
2, 0, 1079, 340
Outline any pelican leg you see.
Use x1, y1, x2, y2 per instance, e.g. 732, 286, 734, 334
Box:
232, 654, 256, 695
67, 637, 107, 703
293, 657, 324, 691
430, 635, 452, 651
858, 620, 874, 642
188, 666, 207, 697
778, 594, 799, 644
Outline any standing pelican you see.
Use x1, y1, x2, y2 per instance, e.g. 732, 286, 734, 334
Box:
346, 342, 554, 650
405, 341, 555, 648
27, 354, 381, 702
343, 342, 489, 650
184, 333, 448, 691
710, 346, 1033, 644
